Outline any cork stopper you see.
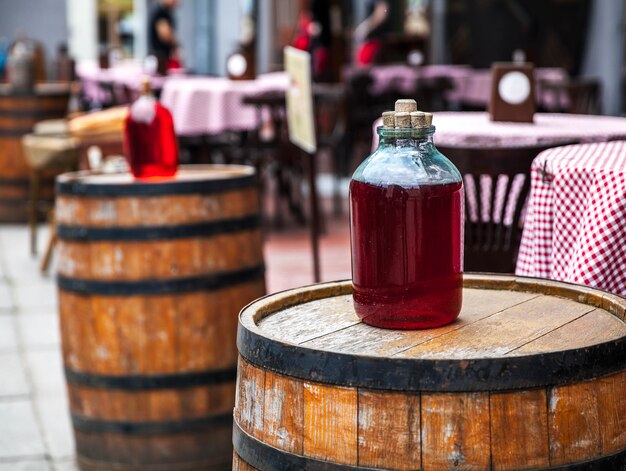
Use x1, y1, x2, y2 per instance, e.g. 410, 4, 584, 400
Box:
395, 99, 417, 113
410, 111, 426, 128
140, 77, 152, 96
394, 112, 411, 128
424, 112, 433, 127
382, 111, 395, 128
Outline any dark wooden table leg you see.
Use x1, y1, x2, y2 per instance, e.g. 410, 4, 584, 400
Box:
29, 170, 39, 256
307, 150, 321, 282
40, 209, 56, 274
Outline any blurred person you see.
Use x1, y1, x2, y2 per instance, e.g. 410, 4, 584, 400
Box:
292, 0, 332, 81
149, 0, 182, 70
354, 0, 390, 67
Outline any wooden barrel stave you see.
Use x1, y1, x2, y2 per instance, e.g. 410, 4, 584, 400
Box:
59, 282, 263, 375
57, 167, 265, 471
56, 231, 263, 281
0, 85, 69, 222
233, 276, 626, 470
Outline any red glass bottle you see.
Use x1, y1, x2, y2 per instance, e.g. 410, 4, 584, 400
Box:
124, 79, 178, 179
350, 105, 463, 329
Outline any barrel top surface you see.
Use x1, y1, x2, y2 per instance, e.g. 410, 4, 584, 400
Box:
57, 165, 256, 196
238, 274, 626, 391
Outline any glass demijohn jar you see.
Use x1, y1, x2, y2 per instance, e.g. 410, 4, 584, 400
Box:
124, 78, 179, 179
350, 100, 464, 329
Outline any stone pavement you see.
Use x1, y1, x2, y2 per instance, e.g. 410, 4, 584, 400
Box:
0, 214, 351, 471
0, 225, 77, 471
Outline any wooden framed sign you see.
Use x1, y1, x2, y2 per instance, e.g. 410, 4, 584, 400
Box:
489, 63, 535, 123
284, 46, 317, 153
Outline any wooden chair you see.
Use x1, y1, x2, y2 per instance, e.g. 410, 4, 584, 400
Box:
22, 133, 80, 259
242, 91, 307, 228
437, 142, 576, 273
540, 79, 602, 114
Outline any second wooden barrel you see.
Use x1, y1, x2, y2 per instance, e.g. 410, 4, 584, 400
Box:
56, 165, 266, 470
234, 275, 626, 470
0, 83, 69, 222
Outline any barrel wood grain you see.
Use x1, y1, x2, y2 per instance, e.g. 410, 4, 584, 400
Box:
302, 289, 538, 356
303, 382, 358, 465
512, 309, 626, 355
262, 370, 304, 455
60, 282, 263, 374
548, 380, 602, 465
0, 89, 69, 221
398, 295, 594, 359
234, 277, 626, 470
357, 390, 420, 470
421, 392, 491, 470
57, 167, 263, 471
235, 357, 266, 441
57, 231, 263, 280
56, 188, 258, 227
490, 389, 550, 470
233, 452, 258, 471
596, 371, 626, 455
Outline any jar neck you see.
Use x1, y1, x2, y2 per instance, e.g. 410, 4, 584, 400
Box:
377, 126, 435, 149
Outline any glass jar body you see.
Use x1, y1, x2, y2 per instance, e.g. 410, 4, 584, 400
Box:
124, 97, 178, 179
349, 128, 464, 329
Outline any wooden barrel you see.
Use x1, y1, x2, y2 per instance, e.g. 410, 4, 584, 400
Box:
234, 274, 626, 470
0, 83, 69, 222
56, 166, 266, 471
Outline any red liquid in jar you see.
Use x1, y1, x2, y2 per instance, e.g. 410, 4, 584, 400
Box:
350, 179, 463, 329
124, 101, 178, 179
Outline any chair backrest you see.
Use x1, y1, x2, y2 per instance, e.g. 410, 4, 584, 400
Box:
437, 142, 576, 273
541, 79, 602, 114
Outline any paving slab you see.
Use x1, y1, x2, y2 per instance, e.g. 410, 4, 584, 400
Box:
13, 282, 58, 311
52, 459, 79, 471
16, 313, 61, 349
0, 283, 13, 312
0, 352, 31, 397
0, 459, 51, 471
0, 316, 18, 351
0, 400, 46, 458
24, 350, 66, 395
34, 395, 74, 460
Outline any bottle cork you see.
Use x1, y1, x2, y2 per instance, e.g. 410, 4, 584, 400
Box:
395, 99, 417, 113
424, 112, 433, 127
395, 112, 411, 128
410, 111, 426, 128
382, 111, 395, 128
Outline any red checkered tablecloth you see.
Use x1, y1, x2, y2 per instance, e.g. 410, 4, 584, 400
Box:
516, 140, 626, 295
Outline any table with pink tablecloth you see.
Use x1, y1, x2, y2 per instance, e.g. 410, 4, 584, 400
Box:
371, 112, 626, 224
76, 60, 172, 103
373, 112, 626, 149
159, 72, 289, 136
347, 64, 471, 96
516, 140, 626, 295
349, 65, 567, 108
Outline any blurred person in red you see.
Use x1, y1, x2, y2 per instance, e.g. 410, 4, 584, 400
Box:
291, 0, 331, 81
354, 0, 390, 66
149, 0, 183, 70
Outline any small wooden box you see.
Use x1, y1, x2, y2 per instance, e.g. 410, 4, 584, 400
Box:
489, 62, 535, 123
